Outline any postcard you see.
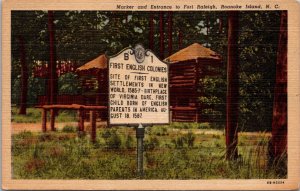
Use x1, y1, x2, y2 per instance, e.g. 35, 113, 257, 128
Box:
2, 0, 300, 190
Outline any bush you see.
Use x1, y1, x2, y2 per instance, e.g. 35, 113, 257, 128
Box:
171, 131, 195, 149
170, 122, 211, 129
172, 136, 185, 149
62, 125, 76, 133
144, 136, 160, 151
106, 131, 122, 149
125, 135, 134, 149
148, 126, 169, 136
185, 131, 196, 148
198, 123, 210, 129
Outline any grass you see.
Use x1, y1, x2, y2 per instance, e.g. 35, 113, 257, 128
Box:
11, 126, 287, 179
12, 107, 78, 123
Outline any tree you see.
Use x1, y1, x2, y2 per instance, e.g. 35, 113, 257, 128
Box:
167, 12, 173, 56
268, 11, 287, 166
12, 11, 48, 107
159, 12, 165, 59
226, 11, 239, 160
18, 36, 28, 114
47, 11, 58, 105
148, 12, 154, 50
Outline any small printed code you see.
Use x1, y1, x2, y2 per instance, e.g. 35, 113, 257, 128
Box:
267, 180, 285, 184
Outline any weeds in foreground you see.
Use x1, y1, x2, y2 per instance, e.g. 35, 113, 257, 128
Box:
12, 128, 286, 179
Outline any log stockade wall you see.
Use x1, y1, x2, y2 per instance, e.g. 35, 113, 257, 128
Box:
170, 61, 200, 122
170, 58, 222, 122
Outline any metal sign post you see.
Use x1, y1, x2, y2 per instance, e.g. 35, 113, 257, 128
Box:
136, 124, 145, 178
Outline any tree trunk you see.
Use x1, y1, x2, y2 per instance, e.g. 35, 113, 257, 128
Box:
47, 11, 58, 105
168, 12, 173, 56
149, 12, 154, 51
159, 12, 165, 59
18, 36, 28, 115
226, 11, 239, 160
268, 11, 287, 164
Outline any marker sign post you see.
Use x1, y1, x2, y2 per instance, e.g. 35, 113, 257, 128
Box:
109, 45, 169, 177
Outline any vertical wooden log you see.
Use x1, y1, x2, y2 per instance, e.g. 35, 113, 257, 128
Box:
149, 12, 154, 51
42, 108, 47, 132
167, 12, 173, 56
50, 109, 56, 131
18, 36, 28, 115
269, 11, 287, 163
48, 11, 58, 105
195, 61, 200, 123
90, 110, 96, 143
159, 12, 165, 59
226, 11, 239, 160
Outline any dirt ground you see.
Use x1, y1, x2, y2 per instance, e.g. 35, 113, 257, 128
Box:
11, 122, 270, 137
11, 121, 107, 134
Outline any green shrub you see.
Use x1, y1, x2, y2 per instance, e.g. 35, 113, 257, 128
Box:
172, 136, 185, 149
212, 134, 221, 139
148, 126, 169, 136
198, 122, 210, 129
144, 136, 160, 151
171, 131, 195, 149
185, 131, 196, 148
62, 125, 76, 133
169, 122, 211, 129
125, 135, 134, 149
106, 131, 122, 149
102, 129, 112, 139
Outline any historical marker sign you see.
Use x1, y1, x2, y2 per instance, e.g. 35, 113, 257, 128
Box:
109, 45, 169, 125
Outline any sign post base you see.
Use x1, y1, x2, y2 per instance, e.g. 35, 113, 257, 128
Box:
136, 124, 145, 178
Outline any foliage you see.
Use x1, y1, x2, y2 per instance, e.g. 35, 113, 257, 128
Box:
62, 125, 76, 133
237, 11, 281, 132
12, 76, 46, 106
125, 134, 134, 149
171, 131, 195, 149
156, 122, 213, 130
144, 136, 160, 151
198, 76, 226, 124
58, 73, 82, 95
147, 125, 169, 136
11, 11, 282, 132
12, 107, 42, 123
